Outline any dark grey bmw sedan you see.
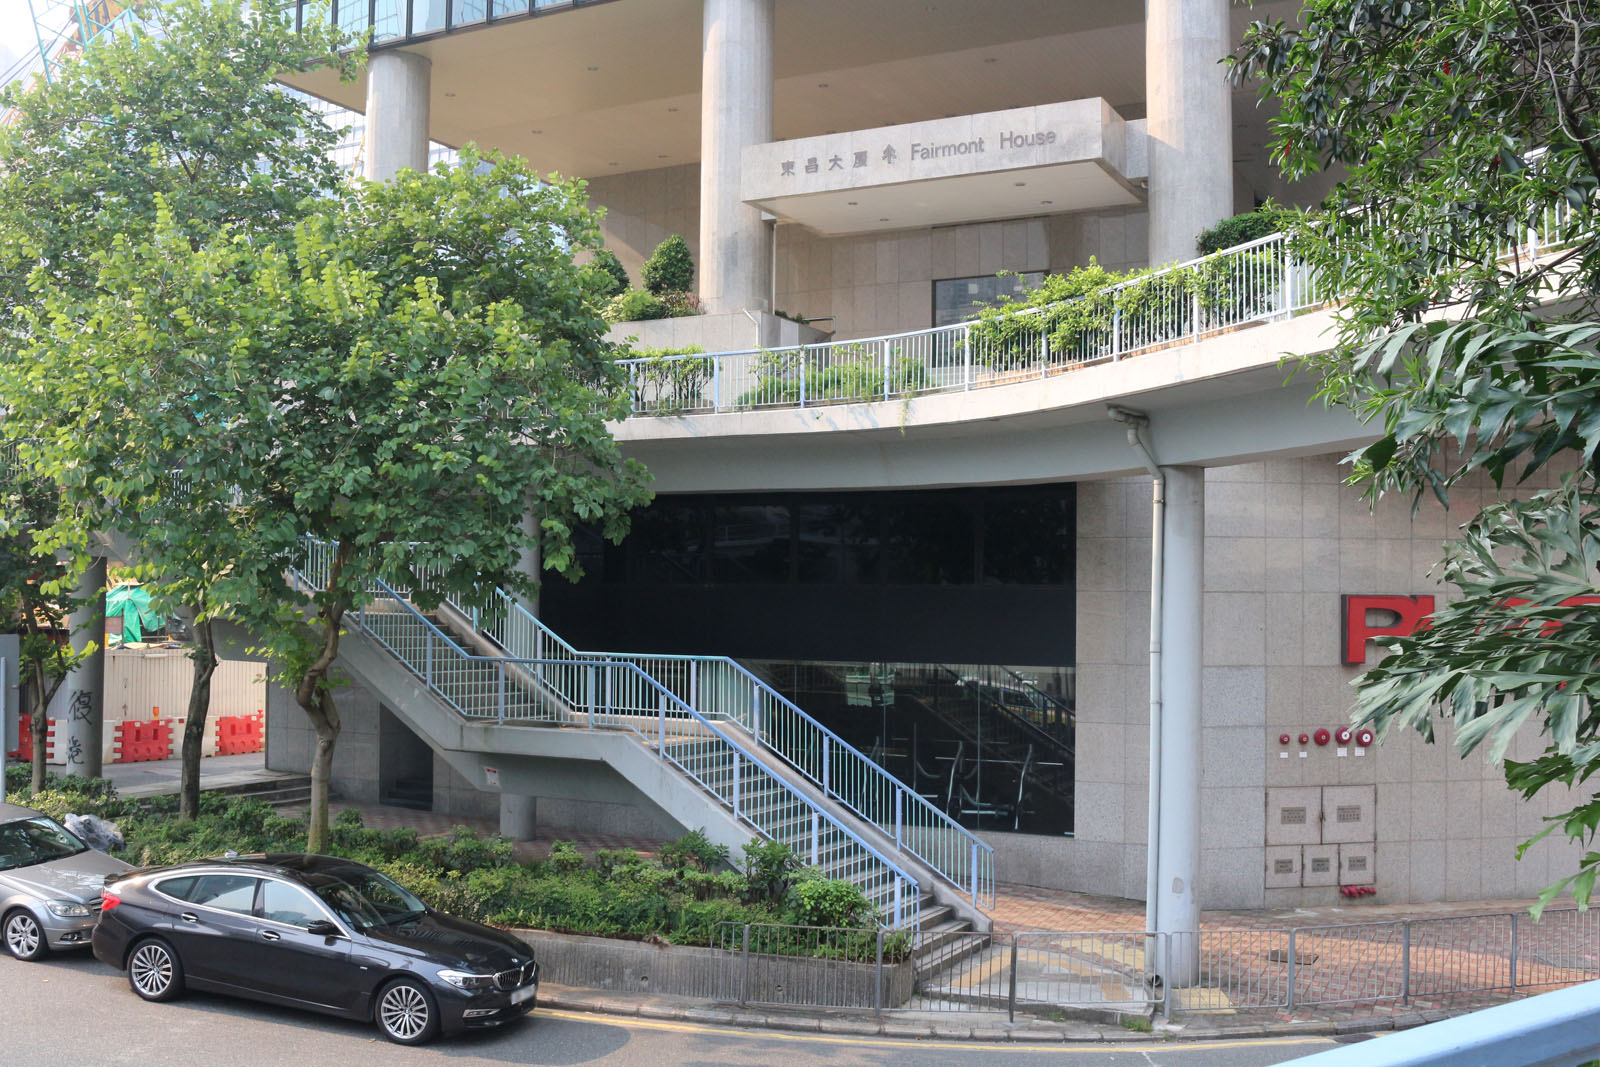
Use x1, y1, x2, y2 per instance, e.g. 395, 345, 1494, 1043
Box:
92, 854, 538, 1045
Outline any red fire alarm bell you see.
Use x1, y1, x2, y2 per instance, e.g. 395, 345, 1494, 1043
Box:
1355, 728, 1375, 747
1314, 728, 1331, 746
1335, 727, 1353, 745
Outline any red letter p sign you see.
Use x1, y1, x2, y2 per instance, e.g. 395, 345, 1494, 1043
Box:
1341, 595, 1435, 665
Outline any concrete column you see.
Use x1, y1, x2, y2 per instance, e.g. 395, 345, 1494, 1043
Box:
699, 0, 773, 314
518, 508, 541, 619
59, 559, 107, 777
1155, 467, 1203, 983
1145, 0, 1233, 266
364, 50, 431, 183
499, 793, 538, 841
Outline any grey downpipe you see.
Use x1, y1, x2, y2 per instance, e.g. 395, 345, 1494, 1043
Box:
1107, 406, 1165, 949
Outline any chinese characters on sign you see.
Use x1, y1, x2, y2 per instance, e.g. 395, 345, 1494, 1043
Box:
776, 127, 1057, 179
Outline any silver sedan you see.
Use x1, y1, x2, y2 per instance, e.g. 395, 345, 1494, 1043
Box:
0, 801, 131, 960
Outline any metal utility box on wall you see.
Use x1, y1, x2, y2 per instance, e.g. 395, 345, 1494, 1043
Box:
1265, 845, 1303, 889
1321, 784, 1376, 845
1266, 786, 1322, 846
1302, 844, 1339, 886
1340, 843, 1375, 886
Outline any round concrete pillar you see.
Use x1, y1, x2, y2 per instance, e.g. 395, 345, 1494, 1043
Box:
699, 0, 773, 314
499, 793, 538, 841
1155, 466, 1203, 985
1145, 0, 1233, 266
58, 558, 106, 777
364, 50, 431, 182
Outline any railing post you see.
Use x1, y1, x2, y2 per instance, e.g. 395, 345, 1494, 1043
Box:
1286, 929, 1297, 1012
1112, 306, 1122, 358
752, 679, 761, 744
740, 923, 751, 1005
585, 665, 596, 729
822, 737, 830, 793
874, 929, 885, 1018
425, 632, 433, 689
1402, 920, 1411, 1004
810, 810, 819, 864
690, 659, 699, 714
894, 789, 903, 849
496, 662, 506, 724
712, 357, 722, 413
1510, 912, 1519, 993
882, 338, 891, 400
732, 752, 741, 819
1008, 939, 1018, 1023
970, 841, 979, 905
658, 690, 666, 756
798, 353, 807, 408
1191, 285, 1202, 340
962, 325, 973, 390
893, 876, 903, 929
1281, 237, 1294, 315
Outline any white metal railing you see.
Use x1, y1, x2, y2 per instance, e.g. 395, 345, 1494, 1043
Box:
295, 536, 990, 908
288, 557, 923, 929
451, 583, 994, 909
619, 231, 1326, 417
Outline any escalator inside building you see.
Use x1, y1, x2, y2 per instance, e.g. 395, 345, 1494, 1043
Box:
542, 483, 1078, 841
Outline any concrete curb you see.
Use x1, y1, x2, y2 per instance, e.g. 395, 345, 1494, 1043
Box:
537, 982, 1442, 1043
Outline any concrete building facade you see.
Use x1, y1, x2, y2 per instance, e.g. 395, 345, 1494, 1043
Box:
267, 0, 1585, 925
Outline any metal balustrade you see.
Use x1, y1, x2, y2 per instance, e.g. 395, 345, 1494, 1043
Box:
620, 231, 1329, 417
290, 555, 922, 928
283, 0, 618, 44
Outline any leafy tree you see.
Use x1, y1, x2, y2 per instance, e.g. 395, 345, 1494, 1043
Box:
641, 233, 695, 295
588, 248, 632, 298
39, 151, 652, 851
1232, 1, 1600, 908
0, 458, 88, 792
0, 0, 354, 818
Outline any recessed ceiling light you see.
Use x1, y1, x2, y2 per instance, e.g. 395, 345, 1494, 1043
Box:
657, 153, 668, 158
1014, 181, 1026, 187
667, 106, 679, 112
443, 91, 456, 98
587, 65, 599, 72
879, 217, 890, 222
1041, 199, 1053, 205
983, 57, 997, 64
608, 161, 619, 166
847, 200, 858, 205
530, 129, 542, 134
818, 82, 829, 88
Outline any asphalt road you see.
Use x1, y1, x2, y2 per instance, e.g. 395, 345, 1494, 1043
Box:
3, 951, 1353, 1066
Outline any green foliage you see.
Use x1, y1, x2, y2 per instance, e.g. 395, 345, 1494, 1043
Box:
657, 827, 730, 871
605, 288, 668, 322
641, 234, 695, 295
630, 346, 712, 413
789, 877, 874, 929
588, 248, 631, 299
1121, 1015, 1153, 1033
1196, 207, 1290, 256
741, 838, 802, 906
1231, 2, 1600, 908
547, 840, 585, 875
738, 349, 932, 407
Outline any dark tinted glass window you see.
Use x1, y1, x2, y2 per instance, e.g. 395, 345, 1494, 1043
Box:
165, 874, 258, 915
982, 492, 1073, 584
258, 880, 326, 929
883, 494, 975, 584
933, 271, 1046, 327
709, 504, 791, 583
627, 501, 705, 584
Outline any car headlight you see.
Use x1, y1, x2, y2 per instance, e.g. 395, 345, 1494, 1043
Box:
437, 969, 497, 992
46, 900, 91, 918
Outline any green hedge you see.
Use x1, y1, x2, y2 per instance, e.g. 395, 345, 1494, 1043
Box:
2, 775, 898, 956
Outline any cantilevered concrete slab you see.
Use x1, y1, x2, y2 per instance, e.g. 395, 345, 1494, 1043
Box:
743, 100, 1145, 236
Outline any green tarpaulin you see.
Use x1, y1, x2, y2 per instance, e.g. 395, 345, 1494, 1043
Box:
106, 584, 163, 644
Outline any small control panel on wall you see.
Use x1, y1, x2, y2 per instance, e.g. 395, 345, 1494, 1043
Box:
1277, 727, 1375, 759
1265, 785, 1376, 890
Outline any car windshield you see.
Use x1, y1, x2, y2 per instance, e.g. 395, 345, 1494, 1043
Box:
0, 816, 88, 871
309, 868, 428, 931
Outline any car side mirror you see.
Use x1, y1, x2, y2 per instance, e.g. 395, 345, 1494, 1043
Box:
306, 919, 343, 938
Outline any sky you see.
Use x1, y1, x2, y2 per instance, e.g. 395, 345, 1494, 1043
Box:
0, 0, 44, 89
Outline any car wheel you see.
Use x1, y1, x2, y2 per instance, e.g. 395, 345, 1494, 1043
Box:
127, 937, 185, 1002
375, 978, 440, 1045
3, 909, 48, 961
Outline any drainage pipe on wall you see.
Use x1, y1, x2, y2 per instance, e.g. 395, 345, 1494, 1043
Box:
1106, 406, 1165, 947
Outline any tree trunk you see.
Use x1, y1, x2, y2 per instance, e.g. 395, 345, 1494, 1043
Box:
303, 687, 341, 853
179, 611, 218, 821
28, 687, 46, 793
296, 542, 350, 854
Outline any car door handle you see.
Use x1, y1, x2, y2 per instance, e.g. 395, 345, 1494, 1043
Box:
260, 930, 281, 941
180, 913, 198, 924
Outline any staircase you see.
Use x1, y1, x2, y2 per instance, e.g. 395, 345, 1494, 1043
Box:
292, 541, 994, 934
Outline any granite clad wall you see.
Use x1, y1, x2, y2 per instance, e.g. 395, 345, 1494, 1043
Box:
584, 163, 1149, 341
1071, 455, 1588, 909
